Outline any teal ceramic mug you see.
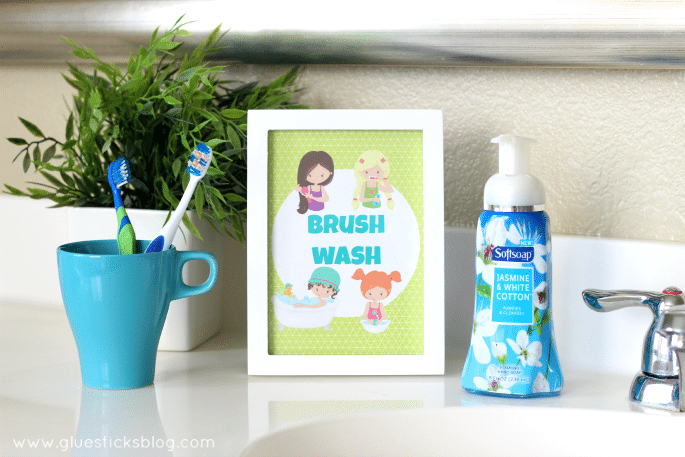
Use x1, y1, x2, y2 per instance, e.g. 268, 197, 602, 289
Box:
57, 240, 218, 389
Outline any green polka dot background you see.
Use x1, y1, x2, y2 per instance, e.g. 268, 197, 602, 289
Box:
267, 130, 425, 355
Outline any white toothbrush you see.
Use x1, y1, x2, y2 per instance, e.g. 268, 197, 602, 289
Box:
145, 143, 213, 253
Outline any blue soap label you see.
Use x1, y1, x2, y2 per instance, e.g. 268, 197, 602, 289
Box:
492, 267, 534, 324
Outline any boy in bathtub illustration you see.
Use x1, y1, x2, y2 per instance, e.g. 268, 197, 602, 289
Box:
272, 267, 341, 331
294, 267, 340, 308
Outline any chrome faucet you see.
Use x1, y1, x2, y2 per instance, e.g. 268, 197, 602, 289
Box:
582, 286, 684, 411
656, 304, 685, 412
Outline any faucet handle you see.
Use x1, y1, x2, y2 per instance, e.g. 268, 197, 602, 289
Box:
583, 287, 685, 411
582, 287, 684, 315
582, 286, 684, 378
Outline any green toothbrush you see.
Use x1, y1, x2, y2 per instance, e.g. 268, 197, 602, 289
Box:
107, 157, 137, 254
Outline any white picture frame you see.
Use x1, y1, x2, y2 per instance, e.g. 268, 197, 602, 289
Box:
247, 109, 444, 375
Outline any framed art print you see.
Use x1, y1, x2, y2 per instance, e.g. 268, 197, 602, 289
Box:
247, 109, 444, 375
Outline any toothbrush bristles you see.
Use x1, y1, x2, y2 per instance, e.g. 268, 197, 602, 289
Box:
112, 158, 131, 188
186, 143, 213, 177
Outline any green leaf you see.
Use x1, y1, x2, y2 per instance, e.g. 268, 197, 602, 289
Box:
182, 213, 203, 241
65, 113, 74, 140
164, 95, 182, 105
204, 167, 223, 177
120, 76, 146, 92
7, 137, 28, 146
205, 24, 222, 48
161, 180, 179, 206
102, 137, 113, 153
60, 171, 75, 188
59, 36, 79, 48
230, 214, 244, 244
42, 144, 57, 162
89, 91, 102, 108
541, 309, 551, 325
70, 49, 91, 59
225, 124, 241, 149
40, 170, 64, 188
496, 355, 507, 365
32, 144, 41, 164
174, 29, 192, 37
26, 187, 53, 199
224, 193, 246, 203
194, 182, 205, 219
4, 184, 27, 196
220, 109, 247, 119
534, 308, 541, 325
19, 117, 44, 138
476, 283, 492, 301
204, 138, 225, 148
192, 90, 214, 100
180, 133, 190, 151
154, 40, 181, 51
142, 50, 158, 68
62, 139, 77, 150
176, 66, 200, 83
172, 158, 182, 178
149, 26, 160, 47
23, 152, 31, 173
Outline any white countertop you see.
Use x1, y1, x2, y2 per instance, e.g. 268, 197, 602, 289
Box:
2, 300, 680, 457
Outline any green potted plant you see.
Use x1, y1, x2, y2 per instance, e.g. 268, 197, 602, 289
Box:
5, 17, 307, 349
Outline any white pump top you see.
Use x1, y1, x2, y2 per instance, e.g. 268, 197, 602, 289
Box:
483, 134, 545, 211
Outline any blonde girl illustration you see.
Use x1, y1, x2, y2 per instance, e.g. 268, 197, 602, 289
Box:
295, 151, 335, 214
352, 268, 402, 325
351, 150, 395, 210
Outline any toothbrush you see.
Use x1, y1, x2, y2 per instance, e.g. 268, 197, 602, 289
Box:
145, 143, 213, 253
107, 157, 137, 255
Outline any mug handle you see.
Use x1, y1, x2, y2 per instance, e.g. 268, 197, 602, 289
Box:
173, 250, 219, 300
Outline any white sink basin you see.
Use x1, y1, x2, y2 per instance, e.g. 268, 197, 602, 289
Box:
241, 406, 685, 457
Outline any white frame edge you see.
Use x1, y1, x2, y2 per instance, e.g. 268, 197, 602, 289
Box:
247, 109, 444, 375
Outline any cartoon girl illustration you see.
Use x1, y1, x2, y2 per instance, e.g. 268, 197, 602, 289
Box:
352, 268, 402, 325
293, 267, 341, 309
295, 150, 335, 214
351, 150, 395, 210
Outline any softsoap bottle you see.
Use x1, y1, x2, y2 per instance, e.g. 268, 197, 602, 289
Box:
461, 134, 563, 397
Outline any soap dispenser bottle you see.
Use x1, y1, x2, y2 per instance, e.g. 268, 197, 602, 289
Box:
461, 134, 563, 397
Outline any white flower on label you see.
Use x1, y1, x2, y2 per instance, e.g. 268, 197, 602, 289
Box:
491, 342, 507, 365
476, 256, 494, 285
506, 330, 543, 367
484, 217, 507, 249
534, 282, 548, 310
473, 364, 517, 394
472, 308, 499, 364
532, 243, 547, 274
533, 372, 550, 393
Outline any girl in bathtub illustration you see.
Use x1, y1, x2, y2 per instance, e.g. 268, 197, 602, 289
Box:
272, 267, 341, 331
352, 268, 402, 333
351, 150, 395, 210
295, 150, 335, 214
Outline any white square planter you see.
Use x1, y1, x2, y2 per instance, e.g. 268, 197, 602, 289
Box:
66, 207, 225, 351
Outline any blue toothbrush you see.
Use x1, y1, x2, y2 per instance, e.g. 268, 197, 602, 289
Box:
107, 157, 137, 255
145, 143, 213, 253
